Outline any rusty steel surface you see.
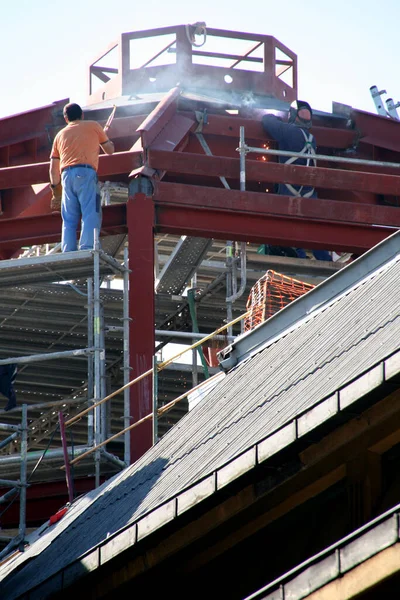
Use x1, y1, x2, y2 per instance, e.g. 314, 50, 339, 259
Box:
352, 108, 400, 152
148, 149, 400, 196
137, 87, 183, 148
88, 24, 298, 106
0, 204, 126, 249
156, 208, 390, 253
154, 181, 399, 230
127, 195, 155, 461
0, 151, 142, 189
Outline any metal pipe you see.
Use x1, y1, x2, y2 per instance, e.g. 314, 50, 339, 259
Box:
226, 242, 234, 335
87, 277, 94, 446
0, 348, 95, 366
100, 306, 107, 442
0, 431, 19, 450
0, 423, 19, 432
100, 449, 126, 469
239, 126, 247, 188
123, 246, 130, 466
225, 126, 248, 310
0, 479, 22, 487
93, 229, 101, 488
190, 273, 198, 389
109, 328, 236, 342
0, 487, 19, 504
152, 355, 158, 445
231, 245, 238, 297
18, 404, 27, 550
0, 445, 92, 466
187, 289, 209, 379
1, 396, 89, 413
59, 411, 73, 503
241, 144, 400, 169
156, 330, 235, 341
226, 242, 247, 304
235, 128, 249, 310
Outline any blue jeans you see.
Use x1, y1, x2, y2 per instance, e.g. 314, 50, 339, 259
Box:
61, 166, 101, 252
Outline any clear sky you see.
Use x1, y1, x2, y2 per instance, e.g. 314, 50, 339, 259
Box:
1, 0, 400, 119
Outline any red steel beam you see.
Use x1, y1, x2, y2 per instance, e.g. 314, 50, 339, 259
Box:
180, 113, 357, 149
127, 194, 154, 463
0, 203, 126, 249
352, 109, 400, 152
153, 182, 396, 253
0, 100, 66, 146
155, 203, 390, 253
86, 112, 357, 151
0, 151, 142, 189
148, 150, 400, 195
0, 176, 396, 255
154, 180, 400, 226
105, 115, 144, 140
136, 86, 182, 149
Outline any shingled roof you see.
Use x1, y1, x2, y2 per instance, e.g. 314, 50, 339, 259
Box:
1, 229, 400, 599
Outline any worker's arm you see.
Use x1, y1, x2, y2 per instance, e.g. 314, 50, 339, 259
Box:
261, 114, 288, 142
49, 157, 61, 186
100, 139, 115, 155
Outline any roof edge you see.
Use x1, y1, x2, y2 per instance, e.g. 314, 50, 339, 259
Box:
219, 227, 400, 371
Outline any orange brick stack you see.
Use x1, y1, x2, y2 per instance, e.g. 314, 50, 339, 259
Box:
244, 270, 315, 332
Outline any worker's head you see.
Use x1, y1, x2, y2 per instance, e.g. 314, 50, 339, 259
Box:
63, 103, 83, 123
288, 100, 312, 128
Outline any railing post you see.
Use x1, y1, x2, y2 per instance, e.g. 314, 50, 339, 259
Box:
59, 411, 74, 504
152, 355, 158, 445
18, 404, 28, 551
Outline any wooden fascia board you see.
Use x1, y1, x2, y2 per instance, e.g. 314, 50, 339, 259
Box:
300, 388, 400, 466
302, 543, 400, 599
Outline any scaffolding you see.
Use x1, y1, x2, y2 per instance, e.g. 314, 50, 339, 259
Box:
0, 235, 129, 556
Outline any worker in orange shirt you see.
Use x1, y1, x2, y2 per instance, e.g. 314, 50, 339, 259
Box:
49, 102, 115, 252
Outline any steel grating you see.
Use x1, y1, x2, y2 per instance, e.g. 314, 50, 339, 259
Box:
155, 236, 213, 294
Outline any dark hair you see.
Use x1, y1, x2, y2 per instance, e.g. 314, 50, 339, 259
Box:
63, 103, 83, 121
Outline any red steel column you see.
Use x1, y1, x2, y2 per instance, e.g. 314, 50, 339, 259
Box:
127, 191, 155, 463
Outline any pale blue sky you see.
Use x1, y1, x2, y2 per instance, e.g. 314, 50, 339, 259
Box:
1, 0, 399, 119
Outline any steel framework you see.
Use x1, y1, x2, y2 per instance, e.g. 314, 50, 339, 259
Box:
1, 23, 400, 533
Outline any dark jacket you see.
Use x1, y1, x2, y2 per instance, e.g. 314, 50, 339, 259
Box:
0, 364, 17, 410
261, 114, 316, 197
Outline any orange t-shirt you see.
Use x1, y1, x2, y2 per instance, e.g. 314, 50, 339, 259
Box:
50, 120, 109, 171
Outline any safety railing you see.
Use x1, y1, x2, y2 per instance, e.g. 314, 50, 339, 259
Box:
0, 405, 28, 559
237, 125, 400, 193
